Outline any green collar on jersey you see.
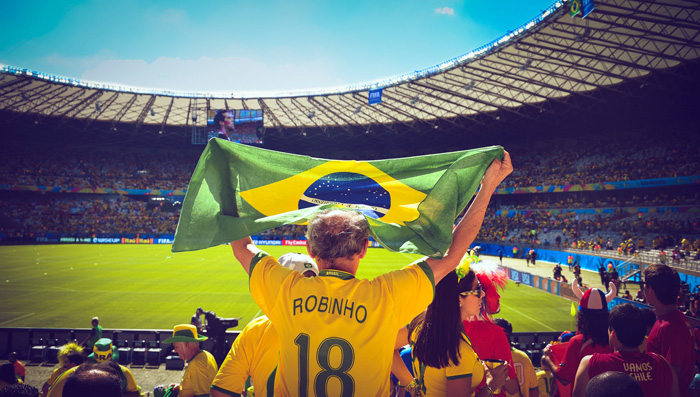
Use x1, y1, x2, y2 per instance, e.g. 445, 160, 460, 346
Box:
318, 269, 355, 280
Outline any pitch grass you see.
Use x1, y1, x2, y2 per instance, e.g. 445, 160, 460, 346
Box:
0, 244, 576, 332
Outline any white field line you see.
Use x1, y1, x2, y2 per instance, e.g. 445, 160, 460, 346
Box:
0, 312, 35, 326
499, 303, 556, 331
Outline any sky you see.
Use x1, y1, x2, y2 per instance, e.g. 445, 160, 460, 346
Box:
0, 0, 556, 96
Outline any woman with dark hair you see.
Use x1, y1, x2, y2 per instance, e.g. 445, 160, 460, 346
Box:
393, 268, 507, 396
540, 281, 616, 395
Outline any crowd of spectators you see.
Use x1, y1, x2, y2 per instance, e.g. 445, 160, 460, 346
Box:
0, 150, 198, 191
501, 138, 699, 188
1, 137, 698, 192
0, 195, 178, 238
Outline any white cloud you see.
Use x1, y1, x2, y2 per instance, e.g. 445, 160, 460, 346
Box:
434, 7, 455, 16
77, 55, 346, 95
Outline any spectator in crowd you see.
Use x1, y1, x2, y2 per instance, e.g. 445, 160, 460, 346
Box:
80, 317, 102, 354
0, 364, 18, 391
47, 338, 141, 397
622, 290, 633, 300
62, 362, 121, 397
644, 264, 697, 395
42, 343, 84, 396
211, 253, 319, 397
540, 280, 616, 394
394, 268, 508, 397
462, 260, 519, 396
162, 324, 218, 397
0, 384, 40, 397
584, 371, 644, 397
639, 308, 657, 352
230, 152, 512, 395
6, 354, 24, 383
572, 303, 679, 397
493, 318, 539, 397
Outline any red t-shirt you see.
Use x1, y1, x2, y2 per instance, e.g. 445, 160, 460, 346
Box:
588, 351, 674, 397
13, 360, 26, 378
555, 333, 611, 383
647, 309, 695, 397
464, 320, 516, 397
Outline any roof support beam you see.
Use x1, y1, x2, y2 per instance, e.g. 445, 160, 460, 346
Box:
257, 98, 283, 130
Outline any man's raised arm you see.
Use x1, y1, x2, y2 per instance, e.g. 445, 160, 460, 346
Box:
231, 236, 262, 275
426, 150, 512, 284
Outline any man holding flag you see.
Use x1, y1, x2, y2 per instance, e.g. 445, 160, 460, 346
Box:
229, 150, 512, 396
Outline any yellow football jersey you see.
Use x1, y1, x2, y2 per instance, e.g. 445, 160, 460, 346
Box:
507, 348, 538, 397
410, 326, 484, 396
249, 252, 435, 396
536, 369, 555, 397
212, 315, 278, 397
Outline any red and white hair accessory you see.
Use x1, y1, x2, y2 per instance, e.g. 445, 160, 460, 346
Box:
471, 259, 508, 316
572, 279, 616, 311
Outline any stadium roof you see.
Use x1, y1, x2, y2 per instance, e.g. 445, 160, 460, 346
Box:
1, 0, 699, 137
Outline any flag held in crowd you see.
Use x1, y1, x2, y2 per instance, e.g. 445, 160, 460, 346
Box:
172, 139, 504, 257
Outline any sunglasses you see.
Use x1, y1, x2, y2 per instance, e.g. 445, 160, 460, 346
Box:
459, 280, 483, 297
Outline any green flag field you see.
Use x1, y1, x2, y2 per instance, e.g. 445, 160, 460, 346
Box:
1, 244, 575, 332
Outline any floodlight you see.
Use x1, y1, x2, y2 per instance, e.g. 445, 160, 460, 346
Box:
150, 109, 155, 116
410, 96, 419, 105
519, 59, 532, 71
308, 111, 315, 119
354, 106, 362, 114
21, 92, 29, 101
95, 102, 101, 112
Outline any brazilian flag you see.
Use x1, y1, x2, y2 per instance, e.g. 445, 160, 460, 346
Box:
172, 139, 504, 257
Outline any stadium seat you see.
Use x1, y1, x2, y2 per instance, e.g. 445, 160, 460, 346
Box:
45, 339, 60, 364
131, 340, 147, 365
165, 355, 185, 370
146, 340, 162, 366
527, 342, 543, 365
116, 340, 132, 365
29, 338, 46, 363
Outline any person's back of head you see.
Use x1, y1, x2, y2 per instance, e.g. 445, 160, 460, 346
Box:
63, 363, 121, 397
608, 303, 646, 348
643, 264, 680, 305
640, 307, 657, 334
585, 371, 643, 397
0, 363, 17, 385
0, 384, 40, 397
65, 351, 85, 368
306, 209, 369, 266
493, 318, 513, 339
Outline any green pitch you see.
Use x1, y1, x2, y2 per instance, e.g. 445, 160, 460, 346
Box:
0, 245, 576, 332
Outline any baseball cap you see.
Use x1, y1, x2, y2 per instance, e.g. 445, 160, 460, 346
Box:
279, 253, 318, 276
